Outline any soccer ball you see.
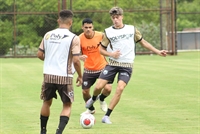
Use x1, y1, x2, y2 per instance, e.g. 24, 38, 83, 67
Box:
80, 113, 95, 129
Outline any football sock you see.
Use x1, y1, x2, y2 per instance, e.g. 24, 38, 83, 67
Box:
92, 95, 97, 101
99, 94, 107, 101
40, 115, 49, 131
56, 116, 69, 134
88, 105, 95, 111
105, 108, 112, 116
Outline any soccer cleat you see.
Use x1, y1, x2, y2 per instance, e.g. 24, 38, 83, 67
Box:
80, 109, 95, 115
102, 115, 112, 124
40, 129, 46, 134
85, 96, 99, 109
99, 100, 107, 112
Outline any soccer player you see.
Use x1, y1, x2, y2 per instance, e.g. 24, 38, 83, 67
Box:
79, 18, 112, 115
86, 7, 167, 124
37, 10, 82, 134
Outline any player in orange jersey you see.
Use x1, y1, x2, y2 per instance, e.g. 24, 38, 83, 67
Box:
79, 18, 112, 115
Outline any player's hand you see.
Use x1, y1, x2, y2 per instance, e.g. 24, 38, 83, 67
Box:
159, 50, 167, 57
76, 76, 82, 87
79, 55, 88, 62
111, 50, 121, 59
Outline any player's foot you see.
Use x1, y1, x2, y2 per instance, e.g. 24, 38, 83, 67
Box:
85, 96, 99, 108
99, 100, 107, 112
80, 109, 95, 115
40, 129, 46, 134
102, 115, 112, 124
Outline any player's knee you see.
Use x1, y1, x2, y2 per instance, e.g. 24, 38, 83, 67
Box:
104, 86, 112, 94
95, 85, 103, 91
116, 86, 125, 93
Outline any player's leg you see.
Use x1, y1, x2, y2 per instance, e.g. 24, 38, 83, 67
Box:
85, 78, 108, 108
81, 72, 98, 114
56, 102, 71, 134
102, 80, 126, 124
56, 84, 73, 134
40, 82, 56, 134
99, 83, 112, 112
86, 65, 116, 109
40, 99, 53, 134
102, 67, 132, 124
81, 88, 95, 114
40, 99, 53, 117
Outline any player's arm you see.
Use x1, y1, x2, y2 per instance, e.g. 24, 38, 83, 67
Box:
135, 28, 167, 57
72, 36, 82, 86
37, 39, 45, 61
100, 33, 121, 59
79, 49, 87, 62
78, 35, 88, 62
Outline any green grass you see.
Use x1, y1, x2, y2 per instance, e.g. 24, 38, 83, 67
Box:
0, 51, 199, 134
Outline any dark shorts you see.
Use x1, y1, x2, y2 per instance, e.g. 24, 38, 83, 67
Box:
99, 65, 132, 84
40, 82, 74, 103
82, 71, 112, 89
82, 72, 100, 89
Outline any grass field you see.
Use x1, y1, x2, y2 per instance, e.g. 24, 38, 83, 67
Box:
0, 51, 199, 134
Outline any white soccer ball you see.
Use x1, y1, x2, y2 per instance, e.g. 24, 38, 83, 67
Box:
80, 113, 95, 129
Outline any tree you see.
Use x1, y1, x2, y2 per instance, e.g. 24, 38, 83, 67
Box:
176, 0, 200, 31
0, 0, 199, 55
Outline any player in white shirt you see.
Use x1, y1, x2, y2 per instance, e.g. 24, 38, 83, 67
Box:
86, 6, 167, 124
37, 9, 82, 134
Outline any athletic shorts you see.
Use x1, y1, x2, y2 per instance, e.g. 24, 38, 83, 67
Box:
40, 82, 74, 103
82, 71, 112, 90
99, 65, 132, 84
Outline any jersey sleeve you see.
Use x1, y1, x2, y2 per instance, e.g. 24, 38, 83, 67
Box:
101, 33, 109, 48
134, 28, 143, 43
38, 39, 44, 52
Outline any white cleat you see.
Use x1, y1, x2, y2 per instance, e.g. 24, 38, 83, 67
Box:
80, 109, 95, 115
85, 96, 99, 109
99, 100, 107, 112
102, 116, 112, 124
85, 98, 95, 109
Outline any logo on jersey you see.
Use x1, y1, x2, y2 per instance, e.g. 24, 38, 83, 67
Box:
85, 43, 100, 52
110, 34, 134, 42
50, 33, 62, 40
48, 33, 69, 40
62, 35, 69, 39
103, 70, 108, 75
83, 81, 88, 86
45, 34, 50, 40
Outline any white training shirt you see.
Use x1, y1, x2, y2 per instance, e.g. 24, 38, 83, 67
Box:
43, 28, 75, 77
105, 25, 136, 63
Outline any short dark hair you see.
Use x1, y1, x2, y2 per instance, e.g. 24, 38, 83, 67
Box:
59, 10, 74, 19
82, 18, 93, 25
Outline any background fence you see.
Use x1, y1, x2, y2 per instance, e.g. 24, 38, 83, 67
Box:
0, 0, 177, 57
177, 31, 200, 50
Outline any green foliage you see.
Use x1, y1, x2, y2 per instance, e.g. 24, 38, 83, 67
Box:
136, 21, 160, 52
0, 20, 13, 55
177, 0, 200, 31
0, 0, 199, 55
